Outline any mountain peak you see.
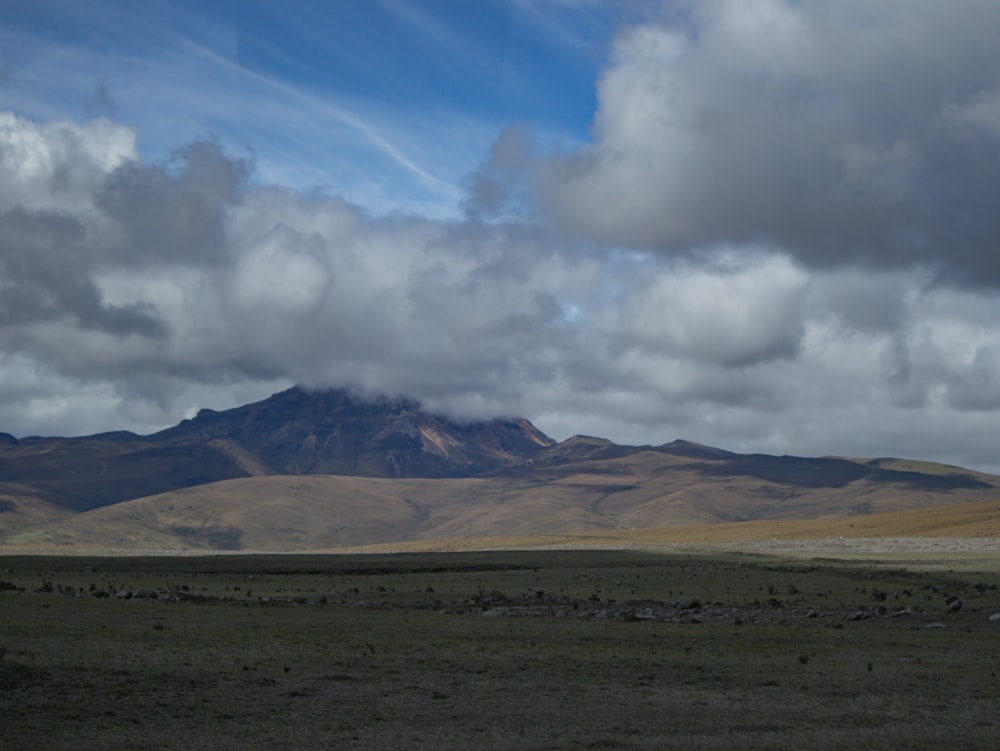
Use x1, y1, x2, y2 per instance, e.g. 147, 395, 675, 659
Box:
160, 385, 554, 478
658, 439, 736, 460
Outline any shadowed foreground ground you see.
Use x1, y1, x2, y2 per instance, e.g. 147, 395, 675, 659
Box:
2, 550, 999, 750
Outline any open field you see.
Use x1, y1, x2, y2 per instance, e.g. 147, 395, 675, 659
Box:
339, 496, 1000, 565
2, 549, 1000, 750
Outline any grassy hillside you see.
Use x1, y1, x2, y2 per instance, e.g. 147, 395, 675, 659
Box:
4, 447, 999, 551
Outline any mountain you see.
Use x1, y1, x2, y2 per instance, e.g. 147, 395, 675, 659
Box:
0, 386, 554, 519
154, 386, 554, 477
2, 385, 999, 551
5, 439, 999, 551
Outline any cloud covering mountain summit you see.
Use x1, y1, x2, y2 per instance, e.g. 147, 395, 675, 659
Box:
3, 1, 1000, 474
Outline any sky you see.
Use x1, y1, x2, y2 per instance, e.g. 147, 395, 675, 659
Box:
3, 1, 1000, 472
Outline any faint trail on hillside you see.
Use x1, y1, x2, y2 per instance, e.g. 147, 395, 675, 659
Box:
587, 485, 633, 529
400, 497, 429, 541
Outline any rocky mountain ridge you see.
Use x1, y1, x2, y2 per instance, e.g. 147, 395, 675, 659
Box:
0, 386, 554, 512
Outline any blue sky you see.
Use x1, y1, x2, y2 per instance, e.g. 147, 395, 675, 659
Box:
1, 0, 620, 214
5, 1, 1000, 472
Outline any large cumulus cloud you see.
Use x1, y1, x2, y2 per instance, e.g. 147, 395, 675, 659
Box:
536, 0, 1000, 285
0, 112, 611, 434
8, 112, 796, 417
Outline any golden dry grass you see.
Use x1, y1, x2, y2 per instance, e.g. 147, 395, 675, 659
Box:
4, 449, 1000, 553
339, 497, 1000, 555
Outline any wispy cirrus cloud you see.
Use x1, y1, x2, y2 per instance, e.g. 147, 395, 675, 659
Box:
0, 2, 488, 215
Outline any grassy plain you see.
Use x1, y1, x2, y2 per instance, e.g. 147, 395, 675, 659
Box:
2, 550, 999, 750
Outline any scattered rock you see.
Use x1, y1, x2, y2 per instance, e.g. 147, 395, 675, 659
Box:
988, 613, 1000, 622
945, 596, 962, 612
924, 622, 948, 629
480, 607, 543, 618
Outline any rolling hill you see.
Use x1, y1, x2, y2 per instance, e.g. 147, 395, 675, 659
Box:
4, 428, 999, 551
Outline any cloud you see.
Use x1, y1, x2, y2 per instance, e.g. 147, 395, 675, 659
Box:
0, 112, 135, 210
7, 0, 1000, 483
613, 250, 808, 367
0, 15, 472, 218
536, 0, 1000, 285
1, 112, 594, 416
462, 125, 540, 221
0, 113, 165, 337
96, 139, 251, 268
947, 346, 1000, 411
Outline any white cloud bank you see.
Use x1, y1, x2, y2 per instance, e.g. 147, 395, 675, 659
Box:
4, 1, 1000, 473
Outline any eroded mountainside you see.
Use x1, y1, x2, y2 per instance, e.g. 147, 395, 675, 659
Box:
0, 386, 554, 513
